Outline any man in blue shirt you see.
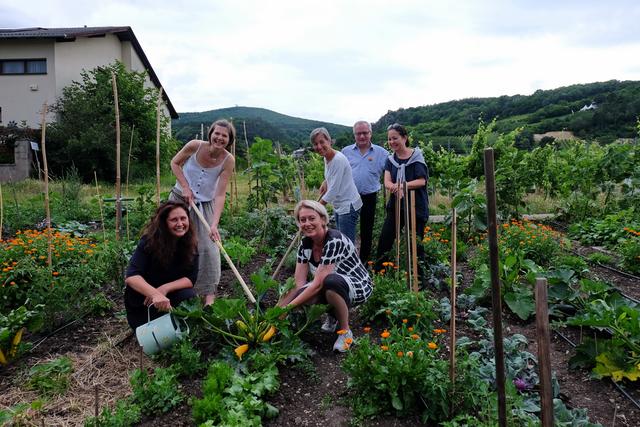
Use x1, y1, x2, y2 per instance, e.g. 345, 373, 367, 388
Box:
341, 121, 388, 263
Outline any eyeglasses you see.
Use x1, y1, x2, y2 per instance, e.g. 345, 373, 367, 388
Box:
387, 123, 403, 131
354, 131, 370, 136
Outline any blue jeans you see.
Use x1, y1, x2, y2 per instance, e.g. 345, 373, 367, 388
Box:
335, 204, 360, 243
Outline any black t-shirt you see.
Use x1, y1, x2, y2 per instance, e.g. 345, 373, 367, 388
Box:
124, 237, 198, 307
384, 154, 429, 220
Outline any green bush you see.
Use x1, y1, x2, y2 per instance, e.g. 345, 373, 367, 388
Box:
27, 357, 73, 398
129, 367, 183, 416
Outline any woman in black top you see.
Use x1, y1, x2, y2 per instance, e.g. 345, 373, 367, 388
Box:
124, 200, 198, 330
374, 123, 429, 283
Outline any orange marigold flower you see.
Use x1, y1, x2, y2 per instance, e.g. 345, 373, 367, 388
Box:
397, 351, 404, 357
428, 342, 437, 350
367, 261, 374, 265
379, 269, 386, 275
336, 329, 348, 335
363, 326, 371, 333
402, 319, 408, 324
380, 345, 389, 351
433, 329, 447, 334
407, 326, 414, 332
52, 271, 60, 276
381, 330, 390, 338
411, 334, 420, 340
407, 351, 414, 357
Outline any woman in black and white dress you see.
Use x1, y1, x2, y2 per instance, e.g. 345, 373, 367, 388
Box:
278, 200, 372, 352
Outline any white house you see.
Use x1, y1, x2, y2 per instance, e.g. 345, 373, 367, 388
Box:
0, 26, 178, 129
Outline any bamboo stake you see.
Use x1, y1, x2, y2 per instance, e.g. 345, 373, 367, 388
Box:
403, 182, 412, 291
395, 181, 401, 267
155, 87, 163, 208
40, 103, 52, 267
536, 277, 554, 427
272, 230, 301, 280
189, 201, 256, 303
243, 120, 251, 167
449, 207, 457, 414
111, 72, 121, 241
484, 148, 507, 427
410, 193, 419, 292
94, 171, 106, 242
125, 124, 135, 241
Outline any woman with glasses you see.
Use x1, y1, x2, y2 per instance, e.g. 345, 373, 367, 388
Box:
374, 123, 429, 284
310, 127, 362, 243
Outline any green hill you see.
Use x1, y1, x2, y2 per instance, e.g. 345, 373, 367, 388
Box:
373, 80, 640, 150
172, 106, 352, 149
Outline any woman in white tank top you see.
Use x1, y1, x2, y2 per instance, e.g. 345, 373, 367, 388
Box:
169, 119, 236, 305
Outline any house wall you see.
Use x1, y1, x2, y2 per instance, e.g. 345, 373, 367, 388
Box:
0, 39, 57, 127
0, 140, 32, 182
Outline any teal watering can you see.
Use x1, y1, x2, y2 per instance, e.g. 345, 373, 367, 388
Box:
135, 305, 189, 355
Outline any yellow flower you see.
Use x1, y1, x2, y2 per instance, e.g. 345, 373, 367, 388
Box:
261, 326, 277, 342
428, 342, 437, 350
381, 330, 390, 338
234, 344, 249, 359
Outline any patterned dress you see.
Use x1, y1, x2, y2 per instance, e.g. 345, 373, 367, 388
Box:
296, 229, 373, 305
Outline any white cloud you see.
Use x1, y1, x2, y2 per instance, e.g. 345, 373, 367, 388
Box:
2, 0, 640, 125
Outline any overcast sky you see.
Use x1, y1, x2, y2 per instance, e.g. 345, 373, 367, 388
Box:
3, 0, 640, 125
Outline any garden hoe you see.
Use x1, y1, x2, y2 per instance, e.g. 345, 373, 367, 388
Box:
189, 200, 257, 304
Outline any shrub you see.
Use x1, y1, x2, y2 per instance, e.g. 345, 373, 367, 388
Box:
130, 367, 183, 416
27, 357, 73, 398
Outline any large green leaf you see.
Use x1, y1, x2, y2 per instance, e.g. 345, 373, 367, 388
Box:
504, 291, 535, 320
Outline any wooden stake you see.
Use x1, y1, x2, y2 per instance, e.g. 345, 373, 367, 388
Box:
243, 120, 251, 168
0, 184, 3, 241
536, 277, 554, 427
94, 384, 99, 418
189, 201, 256, 303
155, 87, 163, 208
410, 191, 419, 292
40, 102, 52, 267
111, 72, 121, 241
403, 183, 412, 290
94, 171, 107, 242
484, 148, 507, 427
449, 207, 457, 414
395, 181, 401, 267
125, 124, 135, 241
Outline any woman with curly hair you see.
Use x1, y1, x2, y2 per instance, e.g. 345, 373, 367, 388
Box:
124, 200, 198, 330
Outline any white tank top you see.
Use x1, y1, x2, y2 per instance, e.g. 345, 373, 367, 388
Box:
174, 143, 229, 202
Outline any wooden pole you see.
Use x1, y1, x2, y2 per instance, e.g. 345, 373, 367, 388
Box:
189, 201, 256, 303
449, 207, 457, 414
94, 171, 106, 242
125, 124, 135, 241
410, 191, 419, 292
395, 182, 401, 267
229, 142, 236, 215
484, 148, 507, 427
155, 87, 163, 208
0, 184, 3, 241
272, 230, 301, 280
40, 103, 52, 267
536, 277, 554, 427
403, 183, 412, 290
243, 120, 251, 167
111, 72, 121, 241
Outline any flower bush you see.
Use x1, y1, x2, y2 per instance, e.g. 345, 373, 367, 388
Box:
493, 219, 565, 266
343, 322, 491, 424
1, 229, 122, 329
621, 227, 640, 274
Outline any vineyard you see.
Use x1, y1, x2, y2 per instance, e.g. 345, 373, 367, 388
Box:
1, 118, 640, 426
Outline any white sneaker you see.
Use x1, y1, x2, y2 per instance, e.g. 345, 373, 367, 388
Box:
321, 315, 338, 333
333, 329, 354, 352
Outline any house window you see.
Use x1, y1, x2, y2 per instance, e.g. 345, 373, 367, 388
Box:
0, 59, 47, 75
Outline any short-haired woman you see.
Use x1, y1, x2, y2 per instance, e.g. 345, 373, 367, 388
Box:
310, 127, 362, 243
278, 200, 372, 352
170, 119, 236, 305
374, 123, 429, 284
124, 200, 198, 330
